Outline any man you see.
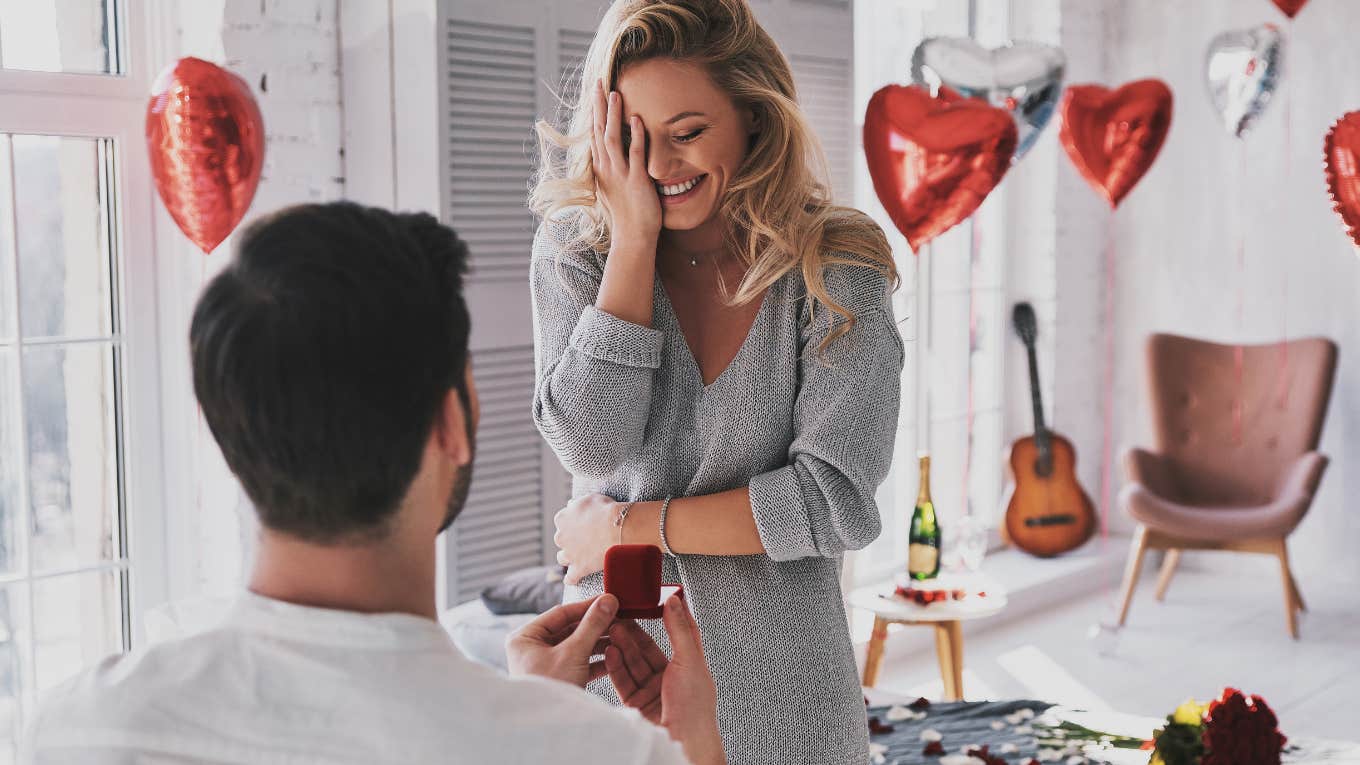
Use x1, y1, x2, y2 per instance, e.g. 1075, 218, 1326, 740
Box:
25, 203, 726, 765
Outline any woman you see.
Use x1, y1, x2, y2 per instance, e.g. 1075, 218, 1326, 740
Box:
528, 1, 903, 762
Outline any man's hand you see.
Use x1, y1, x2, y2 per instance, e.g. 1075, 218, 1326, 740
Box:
605, 594, 725, 765
505, 594, 617, 688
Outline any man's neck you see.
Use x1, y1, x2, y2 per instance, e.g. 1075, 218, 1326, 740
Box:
248, 528, 438, 620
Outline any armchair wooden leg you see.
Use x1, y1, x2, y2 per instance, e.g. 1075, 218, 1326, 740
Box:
1274, 539, 1300, 639
1154, 549, 1181, 602
1116, 526, 1150, 627
863, 616, 889, 688
1288, 570, 1307, 613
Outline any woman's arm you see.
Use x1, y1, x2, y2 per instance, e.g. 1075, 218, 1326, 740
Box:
630, 303, 905, 559
531, 236, 662, 480
622, 489, 765, 555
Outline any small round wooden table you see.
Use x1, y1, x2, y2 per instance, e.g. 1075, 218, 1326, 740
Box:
848, 578, 1007, 701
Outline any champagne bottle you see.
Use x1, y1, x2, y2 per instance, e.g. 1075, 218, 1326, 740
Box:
908, 454, 940, 580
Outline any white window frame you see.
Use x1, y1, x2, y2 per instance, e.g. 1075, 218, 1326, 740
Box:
0, 0, 171, 697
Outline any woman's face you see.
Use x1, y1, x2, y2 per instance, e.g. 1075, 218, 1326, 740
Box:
615, 58, 756, 233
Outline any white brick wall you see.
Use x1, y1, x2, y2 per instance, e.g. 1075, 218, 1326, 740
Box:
219, 0, 345, 209
1043, 0, 1360, 583
162, 0, 346, 598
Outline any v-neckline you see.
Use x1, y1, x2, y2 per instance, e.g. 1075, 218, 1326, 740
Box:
656, 272, 774, 392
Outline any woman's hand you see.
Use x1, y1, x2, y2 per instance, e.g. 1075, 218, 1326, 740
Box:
591, 79, 661, 246
554, 492, 619, 585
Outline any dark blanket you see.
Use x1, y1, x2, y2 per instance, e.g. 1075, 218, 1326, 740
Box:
867, 699, 1053, 764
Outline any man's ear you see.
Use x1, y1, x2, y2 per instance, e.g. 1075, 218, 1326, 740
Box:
434, 388, 471, 467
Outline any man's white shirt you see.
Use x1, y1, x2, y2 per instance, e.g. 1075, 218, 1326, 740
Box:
24, 593, 688, 764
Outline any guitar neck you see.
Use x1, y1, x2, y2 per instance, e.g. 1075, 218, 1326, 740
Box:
1025, 344, 1049, 444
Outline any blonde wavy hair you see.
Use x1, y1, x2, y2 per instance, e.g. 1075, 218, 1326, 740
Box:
528, 0, 897, 344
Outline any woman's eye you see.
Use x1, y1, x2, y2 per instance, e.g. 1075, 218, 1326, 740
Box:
675, 129, 704, 143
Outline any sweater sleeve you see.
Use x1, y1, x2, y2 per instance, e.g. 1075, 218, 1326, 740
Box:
747, 263, 905, 562
530, 223, 664, 479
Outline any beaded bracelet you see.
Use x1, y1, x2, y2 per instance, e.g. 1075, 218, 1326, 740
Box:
659, 496, 676, 557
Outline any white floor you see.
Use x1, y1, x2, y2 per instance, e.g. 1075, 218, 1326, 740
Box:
861, 554, 1360, 741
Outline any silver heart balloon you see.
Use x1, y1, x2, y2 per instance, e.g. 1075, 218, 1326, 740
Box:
911, 37, 1065, 162
1205, 23, 1285, 139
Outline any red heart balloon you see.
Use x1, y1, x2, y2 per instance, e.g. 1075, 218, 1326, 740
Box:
146, 57, 264, 254
1059, 79, 1173, 209
862, 84, 1017, 252
1324, 111, 1360, 249
1271, 0, 1308, 18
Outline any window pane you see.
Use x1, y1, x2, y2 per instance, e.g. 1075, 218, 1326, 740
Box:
0, 0, 120, 75
11, 135, 113, 341
0, 582, 29, 761
33, 570, 121, 693
23, 345, 118, 572
0, 351, 21, 575
0, 136, 14, 343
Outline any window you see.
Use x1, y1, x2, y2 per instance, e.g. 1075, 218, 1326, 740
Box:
0, 1, 164, 754
852, 0, 1009, 585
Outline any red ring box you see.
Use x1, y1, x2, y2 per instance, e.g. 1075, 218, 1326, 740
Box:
604, 544, 682, 619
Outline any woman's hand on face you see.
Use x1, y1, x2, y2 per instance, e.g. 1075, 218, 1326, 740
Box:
591, 79, 662, 246
553, 492, 619, 585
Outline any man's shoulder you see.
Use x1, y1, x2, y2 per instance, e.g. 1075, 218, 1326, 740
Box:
28, 628, 235, 748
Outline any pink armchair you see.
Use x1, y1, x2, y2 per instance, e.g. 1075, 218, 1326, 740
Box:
1116, 334, 1337, 638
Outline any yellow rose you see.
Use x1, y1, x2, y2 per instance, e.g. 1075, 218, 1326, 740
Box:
1173, 699, 1206, 726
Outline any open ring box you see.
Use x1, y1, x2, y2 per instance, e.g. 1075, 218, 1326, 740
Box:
604, 544, 682, 619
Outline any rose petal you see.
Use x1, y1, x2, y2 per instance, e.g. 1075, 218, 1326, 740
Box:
886, 705, 914, 722
1001, 743, 1019, 754
1013, 724, 1034, 735
920, 728, 943, 743
990, 721, 1006, 730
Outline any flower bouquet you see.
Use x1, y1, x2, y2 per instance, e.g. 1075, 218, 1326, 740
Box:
1147, 688, 1287, 765
1034, 688, 1287, 765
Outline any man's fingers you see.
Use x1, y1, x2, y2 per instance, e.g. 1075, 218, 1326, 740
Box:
617, 619, 668, 673
516, 597, 595, 642
605, 645, 638, 699
562, 593, 618, 653
609, 620, 659, 689
662, 593, 706, 664
590, 637, 611, 656
587, 658, 608, 684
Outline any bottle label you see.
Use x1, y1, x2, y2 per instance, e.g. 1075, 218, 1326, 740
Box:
908, 543, 938, 574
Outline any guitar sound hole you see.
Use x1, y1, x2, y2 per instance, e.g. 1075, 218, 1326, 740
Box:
1032, 456, 1054, 478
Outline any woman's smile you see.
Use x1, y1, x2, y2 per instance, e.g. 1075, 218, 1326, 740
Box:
655, 173, 708, 206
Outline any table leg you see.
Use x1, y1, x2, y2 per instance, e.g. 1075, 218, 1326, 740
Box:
933, 620, 964, 701
863, 615, 890, 688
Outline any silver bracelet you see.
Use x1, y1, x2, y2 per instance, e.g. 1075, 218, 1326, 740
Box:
659, 496, 676, 557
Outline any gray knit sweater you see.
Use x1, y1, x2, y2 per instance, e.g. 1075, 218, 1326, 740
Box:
530, 218, 904, 765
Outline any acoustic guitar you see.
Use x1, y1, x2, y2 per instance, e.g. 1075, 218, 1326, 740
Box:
1001, 303, 1096, 557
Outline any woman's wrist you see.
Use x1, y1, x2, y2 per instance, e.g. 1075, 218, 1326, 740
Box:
608, 229, 658, 258
621, 499, 662, 547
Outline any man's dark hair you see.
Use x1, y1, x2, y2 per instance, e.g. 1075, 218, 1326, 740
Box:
190, 202, 471, 542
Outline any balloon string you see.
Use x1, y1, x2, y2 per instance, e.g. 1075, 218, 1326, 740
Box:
1232, 142, 1246, 445
1274, 72, 1293, 410
962, 217, 979, 519
1099, 211, 1115, 545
